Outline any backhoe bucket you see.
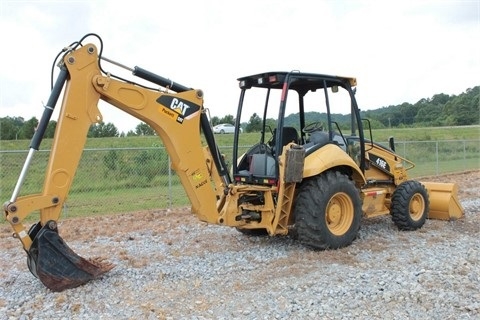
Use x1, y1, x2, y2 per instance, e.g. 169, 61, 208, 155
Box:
28, 224, 114, 292
422, 182, 464, 220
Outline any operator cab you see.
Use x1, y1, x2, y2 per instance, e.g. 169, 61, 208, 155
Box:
232, 71, 365, 185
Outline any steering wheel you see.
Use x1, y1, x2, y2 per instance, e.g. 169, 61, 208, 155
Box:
303, 121, 324, 134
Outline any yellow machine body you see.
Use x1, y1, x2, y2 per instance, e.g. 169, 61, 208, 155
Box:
3, 35, 464, 292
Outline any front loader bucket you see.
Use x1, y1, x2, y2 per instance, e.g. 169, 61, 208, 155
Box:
28, 224, 114, 292
422, 182, 464, 220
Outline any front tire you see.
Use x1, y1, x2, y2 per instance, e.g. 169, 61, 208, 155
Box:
391, 180, 429, 231
293, 171, 362, 250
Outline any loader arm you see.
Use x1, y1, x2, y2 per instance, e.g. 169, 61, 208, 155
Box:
3, 42, 228, 291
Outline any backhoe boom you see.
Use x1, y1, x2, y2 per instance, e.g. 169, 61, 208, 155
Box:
3, 42, 229, 291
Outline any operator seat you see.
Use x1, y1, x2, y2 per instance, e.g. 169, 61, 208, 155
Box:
304, 130, 329, 154
281, 127, 299, 146
249, 127, 298, 176
270, 127, 299, 155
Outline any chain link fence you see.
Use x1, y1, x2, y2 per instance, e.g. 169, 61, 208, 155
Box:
1, 140, 478, 218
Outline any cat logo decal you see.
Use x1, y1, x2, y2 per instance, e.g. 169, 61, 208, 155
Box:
157, 96, 200, 124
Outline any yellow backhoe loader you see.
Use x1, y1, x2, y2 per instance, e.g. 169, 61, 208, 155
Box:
3, 34, 464, 292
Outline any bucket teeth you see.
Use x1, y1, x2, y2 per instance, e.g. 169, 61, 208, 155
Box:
29, 225, 114, 292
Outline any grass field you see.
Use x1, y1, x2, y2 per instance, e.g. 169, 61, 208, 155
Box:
1, 125, 479, 150
368, 126, 480, 141
1, 125, 479, 221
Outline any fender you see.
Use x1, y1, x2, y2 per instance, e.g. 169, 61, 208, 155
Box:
303, 144, 366, 184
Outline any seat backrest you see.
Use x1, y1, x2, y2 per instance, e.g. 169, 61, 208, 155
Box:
281, 127, 299, 146
250, 153, 276, 176
304, 131, 329, 155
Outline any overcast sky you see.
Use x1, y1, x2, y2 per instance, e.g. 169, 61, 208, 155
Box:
0, 0, 478, 133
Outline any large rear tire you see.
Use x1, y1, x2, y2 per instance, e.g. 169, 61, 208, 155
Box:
293, 171, 362, 250
391, 180, 429, 231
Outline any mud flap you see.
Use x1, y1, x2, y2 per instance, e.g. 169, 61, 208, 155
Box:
422, 182, 464, 220
28, 222, 114, 292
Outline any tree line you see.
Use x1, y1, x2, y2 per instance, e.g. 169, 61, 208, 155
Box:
361, 86, 479, 128
0, 114, 236, 140
0, 117, 158, 140
240, 85, 479, 131
1, 85, 478, 140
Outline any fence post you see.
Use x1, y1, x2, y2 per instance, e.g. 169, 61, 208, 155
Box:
435, 141, 439, 176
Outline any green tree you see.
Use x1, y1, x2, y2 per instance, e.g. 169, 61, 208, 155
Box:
126, 130, 137, 136
18, 117, 38, 139
414, 104, 442, 125
0, 117, 17, 139
135, 122, 155, 136
210, 116, 220, 126
219, 114, 235, 124
399, 102, 415, 125
430, 93, 450, 105
88, 121, 119, 138
442, 93, 479, 126
245, 113, 262, 132
45, 120, 57, 138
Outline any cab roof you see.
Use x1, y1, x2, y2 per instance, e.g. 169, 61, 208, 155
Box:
237, 71, 357, 91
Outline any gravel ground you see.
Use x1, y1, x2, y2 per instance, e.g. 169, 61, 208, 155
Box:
1, 171, 479, 320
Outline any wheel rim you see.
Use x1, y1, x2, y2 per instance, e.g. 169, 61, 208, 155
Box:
325, 192, 354, 236
409, 193, 425, 221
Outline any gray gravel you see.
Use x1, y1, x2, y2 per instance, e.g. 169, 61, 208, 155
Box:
1, 198, 479, 320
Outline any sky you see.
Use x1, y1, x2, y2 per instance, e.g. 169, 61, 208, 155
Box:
0, 0, 479, 133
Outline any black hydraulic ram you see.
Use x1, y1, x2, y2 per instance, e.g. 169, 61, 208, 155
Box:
9, 67, 68, 203
103, 55, 232, 186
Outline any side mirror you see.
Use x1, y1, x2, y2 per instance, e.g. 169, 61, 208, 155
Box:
389, 136, 396, 152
